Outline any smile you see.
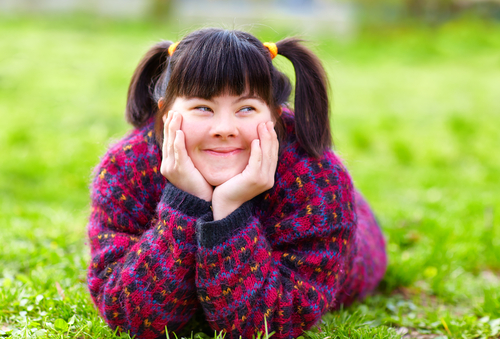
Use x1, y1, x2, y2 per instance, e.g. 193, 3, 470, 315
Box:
203, 148, 243, 157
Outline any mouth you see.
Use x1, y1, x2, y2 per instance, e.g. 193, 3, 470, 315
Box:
203, 147, 243, 157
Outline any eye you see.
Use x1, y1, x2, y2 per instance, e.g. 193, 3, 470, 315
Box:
238, 106, 256, 113
194, 106, 213, 113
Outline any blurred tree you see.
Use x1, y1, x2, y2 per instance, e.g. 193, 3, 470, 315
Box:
344, 0, 467, 23
406, 0, 425, 17
150, 0, 173, 20
405, 0, 458, 20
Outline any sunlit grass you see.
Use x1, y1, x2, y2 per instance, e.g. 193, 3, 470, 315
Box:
1, 14, 499, 338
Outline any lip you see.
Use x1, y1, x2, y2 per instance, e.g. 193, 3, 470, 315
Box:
203, 147, 243, 157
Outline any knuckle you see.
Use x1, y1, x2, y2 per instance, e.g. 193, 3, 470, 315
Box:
173, 162, 181, 172
164, 161, 173, 171
160, 163, 172, 177
249, 177, 259, 186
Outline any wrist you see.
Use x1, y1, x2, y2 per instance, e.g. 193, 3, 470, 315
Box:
191, 187, 212, 202
211, 195, 244, 221
167, 177, 212, 202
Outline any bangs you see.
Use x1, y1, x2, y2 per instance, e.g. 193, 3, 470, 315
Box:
167, 30, 272, 104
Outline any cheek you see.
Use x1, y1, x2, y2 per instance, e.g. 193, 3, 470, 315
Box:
243, 128, 259, 144
180, 118, 205, 152
241, 118, 268, 142
169, 98, 185, 112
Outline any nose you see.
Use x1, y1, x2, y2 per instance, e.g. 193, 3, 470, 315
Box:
210, 113, 238, 139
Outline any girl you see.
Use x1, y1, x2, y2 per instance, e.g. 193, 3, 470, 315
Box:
87, 28, 387, 339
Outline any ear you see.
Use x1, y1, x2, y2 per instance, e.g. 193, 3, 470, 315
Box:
158, 98, 165, 110
271, 106, 282, 123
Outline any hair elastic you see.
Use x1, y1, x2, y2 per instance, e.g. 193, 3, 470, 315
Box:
263, 42, 278, 59
168, 41, 179, 56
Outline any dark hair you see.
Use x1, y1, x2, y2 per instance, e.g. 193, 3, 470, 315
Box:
125, 28, 332, 158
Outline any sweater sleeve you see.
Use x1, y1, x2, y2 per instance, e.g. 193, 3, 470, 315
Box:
195, 148, 357, 339
87, 138, 211, 339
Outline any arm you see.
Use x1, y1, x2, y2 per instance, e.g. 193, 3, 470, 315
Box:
195, 147, 357, 339
87, 138, 211, 339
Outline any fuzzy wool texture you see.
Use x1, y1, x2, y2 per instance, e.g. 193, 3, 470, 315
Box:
87, 113, 387, 339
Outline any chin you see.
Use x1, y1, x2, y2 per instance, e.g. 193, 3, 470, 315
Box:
204, 171, 240, 187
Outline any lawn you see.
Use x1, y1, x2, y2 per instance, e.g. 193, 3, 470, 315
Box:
0, 14, 499, 338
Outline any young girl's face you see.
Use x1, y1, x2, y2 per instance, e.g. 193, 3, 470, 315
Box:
170, 94, 274, 186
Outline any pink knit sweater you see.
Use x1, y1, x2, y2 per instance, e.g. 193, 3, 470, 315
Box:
87, 113, 387, 339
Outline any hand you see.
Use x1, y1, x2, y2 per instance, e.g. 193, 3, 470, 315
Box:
160, 111, 213, 202
212, 121, 279, 220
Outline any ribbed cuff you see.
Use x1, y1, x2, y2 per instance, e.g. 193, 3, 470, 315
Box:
161, 183, 212, 218
196, 201, 254, 248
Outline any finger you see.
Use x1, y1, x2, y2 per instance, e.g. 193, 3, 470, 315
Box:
259, 121, 278, 186
167, 112, 181, 160
268, 122, 279, 172
258, 122, 274, 172
246, 139, 262, 176
173, 130, 189, 167
267, 121, 280, 159
268, 121, 279, 158
162, 110, 174, 154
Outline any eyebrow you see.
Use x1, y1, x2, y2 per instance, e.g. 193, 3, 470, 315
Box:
184, 96, 212, 102
232, 95, 262, 104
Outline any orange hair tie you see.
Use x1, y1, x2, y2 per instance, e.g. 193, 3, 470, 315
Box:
263, 42, 278, 59
168, 41, 179, 56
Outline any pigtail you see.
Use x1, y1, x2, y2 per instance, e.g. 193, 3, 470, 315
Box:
276, 38, 332, 158
125, 41, 172, 128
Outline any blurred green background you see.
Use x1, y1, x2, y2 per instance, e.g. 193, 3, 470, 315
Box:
1, 0, 500, 338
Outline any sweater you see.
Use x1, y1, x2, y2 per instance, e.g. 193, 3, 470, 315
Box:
87, 113, 387, 339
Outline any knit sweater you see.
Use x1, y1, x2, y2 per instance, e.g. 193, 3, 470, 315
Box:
87, 113, 387, 339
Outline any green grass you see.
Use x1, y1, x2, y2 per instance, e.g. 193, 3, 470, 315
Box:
1, 14, 499, 338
